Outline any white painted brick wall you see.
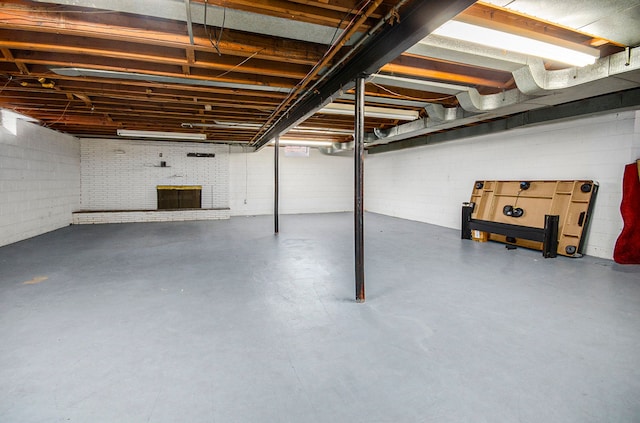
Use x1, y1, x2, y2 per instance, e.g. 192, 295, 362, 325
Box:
633, 111, 640, 159
80, 139, 229, 210
366, 111, 640, 259
229, 146, 352, 216
0, 119, 80, 247
72, 209, 230, 224
4, 111, 636, 257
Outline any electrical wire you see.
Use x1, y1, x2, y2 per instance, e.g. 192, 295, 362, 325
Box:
287, 0, 373, 97
45, 101, 71, 126
204, 0, 224, 56
217, 7, 225, 50
327, 0, 366, 46
214, 48, 264, 78
250, 0, 409, 146
370, 80, 457, 103
0, 76, 13, 94
249, 0, 375, 143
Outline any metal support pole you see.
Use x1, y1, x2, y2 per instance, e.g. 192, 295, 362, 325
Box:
274, 136, 279, 234
354, 75, 365, 302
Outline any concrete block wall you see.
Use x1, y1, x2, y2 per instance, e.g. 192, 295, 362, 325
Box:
229, 146, 352, 216
0, 119, 80, 247
80, 139, 229, 211
365, 111, 640, 259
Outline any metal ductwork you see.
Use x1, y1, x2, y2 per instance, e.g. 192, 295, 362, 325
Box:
357, 46, 640, 150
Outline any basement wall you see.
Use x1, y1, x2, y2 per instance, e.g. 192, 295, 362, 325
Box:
0, 118, 80, 248
634, 113, 640, 159
79, 139, 229, 211
229, 146, 352, 216
365, 110, 640, 259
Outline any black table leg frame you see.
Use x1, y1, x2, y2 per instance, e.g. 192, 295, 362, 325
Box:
462, 203, 559, 258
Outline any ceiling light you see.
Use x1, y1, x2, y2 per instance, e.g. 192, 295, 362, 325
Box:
269, 139, 334, 147
319, 103, 419, 121
117, 129, 206, 140
291, 126, 354, 135
432, 21, 599, 67
181, 121, 263, 129
181, 122, 354, 137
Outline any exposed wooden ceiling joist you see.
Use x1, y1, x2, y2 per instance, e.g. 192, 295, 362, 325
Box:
252, 0, 478, 148
0, 0, 635, 146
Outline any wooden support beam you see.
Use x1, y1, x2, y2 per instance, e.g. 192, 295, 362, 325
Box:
253, 0, 478, 149
460, 2, 620, 48
0, 38, 311, 81
183, 47, 195, 75
24, 72, 288, 101
0, 9, 325, 65
1, 47, 12, 60
73, 92, 93, 108
191, 0, 382, 28
382, 55, 514, 90
3, 54, 299, 90
1, 47, 29, 74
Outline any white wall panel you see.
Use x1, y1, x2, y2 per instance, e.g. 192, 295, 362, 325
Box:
80, 139, 229, 210
633, 111, 640, 159
0, 119, 80, 247
366, 111, 640, 259
4, 109, 637, 258
229, 147, 352, 216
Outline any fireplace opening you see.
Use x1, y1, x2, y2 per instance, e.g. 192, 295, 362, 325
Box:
157, 185, 202, 209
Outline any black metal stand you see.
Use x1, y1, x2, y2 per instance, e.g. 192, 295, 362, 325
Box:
462, 203, 559, 258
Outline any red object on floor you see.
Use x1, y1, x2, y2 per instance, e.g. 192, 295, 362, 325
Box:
613, 160, 640, 264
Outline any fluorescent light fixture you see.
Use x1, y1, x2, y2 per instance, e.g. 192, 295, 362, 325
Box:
181, 121, 263, 129
319, 103, 419, 121
182, 122, 354, 136
291, 126, 354, 135
432, 21, 599, 67
269, 139, 334, 147
180, 122, 354, 143
117, 129, 206, 140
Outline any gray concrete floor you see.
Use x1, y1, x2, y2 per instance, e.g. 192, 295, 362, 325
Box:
1, 212, 639, 423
